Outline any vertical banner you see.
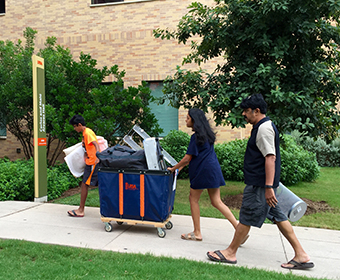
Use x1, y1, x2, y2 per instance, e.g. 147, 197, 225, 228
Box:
32, 55, 47, 202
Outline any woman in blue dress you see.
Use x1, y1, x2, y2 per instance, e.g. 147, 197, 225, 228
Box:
168, 108, 239, 241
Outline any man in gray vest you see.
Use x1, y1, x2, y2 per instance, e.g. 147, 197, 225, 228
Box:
207, 94, 314, 270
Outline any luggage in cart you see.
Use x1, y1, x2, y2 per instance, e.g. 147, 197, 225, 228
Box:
143, 137, 167, 170
98, 167, 177, 237
97, 125, 178, 238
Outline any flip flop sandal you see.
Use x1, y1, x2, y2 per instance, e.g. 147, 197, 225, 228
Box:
67, 210, 84, 217
181, 232, 202, 241
281, 259, 314, 270
206, 250, 237, 264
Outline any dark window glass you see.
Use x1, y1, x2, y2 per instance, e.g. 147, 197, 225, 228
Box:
0, 0, 5, 14
0, 123, 6, 137
92, 0, 124, 4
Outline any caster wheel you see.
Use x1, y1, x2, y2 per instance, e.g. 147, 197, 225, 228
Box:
165, 221, 173, 230
105, 222, 113, 232
157, 228, 166, 238
116, 221, 123, 225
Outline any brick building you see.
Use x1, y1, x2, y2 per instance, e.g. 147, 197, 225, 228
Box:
0, 0, 250, 161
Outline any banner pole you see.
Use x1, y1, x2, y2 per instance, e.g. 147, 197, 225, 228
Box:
32, 55, 47, 202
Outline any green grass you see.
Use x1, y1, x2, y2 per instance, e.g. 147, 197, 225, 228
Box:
0, 239, 326, 280
53, 167, 340, 230
285, 167, 340, 230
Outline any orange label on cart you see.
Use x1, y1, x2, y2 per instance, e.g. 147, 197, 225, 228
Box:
125, 182, 138, 190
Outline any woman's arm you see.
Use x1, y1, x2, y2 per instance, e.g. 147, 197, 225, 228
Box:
167, 154, 192, 173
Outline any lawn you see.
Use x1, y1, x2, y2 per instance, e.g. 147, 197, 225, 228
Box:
0, 239, 326, 280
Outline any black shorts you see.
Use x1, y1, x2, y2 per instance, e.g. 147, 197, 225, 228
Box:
239, 185, 287, 228
82, 164, 99, 186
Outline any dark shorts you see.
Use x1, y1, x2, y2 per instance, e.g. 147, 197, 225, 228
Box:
82, 164, 99, 186
239, 185, 287, 228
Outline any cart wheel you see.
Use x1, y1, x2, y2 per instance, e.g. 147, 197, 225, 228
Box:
157, 228, 166, 238
165, 221, 173, 230
105, 222, 113, 232
116, 221, 124, 225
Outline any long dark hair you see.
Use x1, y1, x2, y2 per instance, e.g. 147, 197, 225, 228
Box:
188, 108, 216, 145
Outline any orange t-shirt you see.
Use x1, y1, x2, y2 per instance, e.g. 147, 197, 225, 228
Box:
83, 128, 98, 165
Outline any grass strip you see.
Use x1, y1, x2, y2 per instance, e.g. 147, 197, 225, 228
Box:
0, 239, 324, 280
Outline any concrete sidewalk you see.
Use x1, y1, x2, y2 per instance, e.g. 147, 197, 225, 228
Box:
0, 201, 339, 279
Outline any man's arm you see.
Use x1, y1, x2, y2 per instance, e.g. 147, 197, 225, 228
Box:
265, 154, 278, 208
92, 141, 100, 164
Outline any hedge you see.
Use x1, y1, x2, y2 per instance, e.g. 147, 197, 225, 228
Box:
161, 131, 319, 186
0, 158, 80, 201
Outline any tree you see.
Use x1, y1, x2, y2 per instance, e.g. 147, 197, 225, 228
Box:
0, 28, 162, 165
154, 0, 340, 140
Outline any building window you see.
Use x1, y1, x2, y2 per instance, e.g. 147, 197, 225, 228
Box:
148, 81, 178, 138
92, 0, 123, 4
0, 0, 5, 14
0, 123, 6, 139
91, 0, 155, 5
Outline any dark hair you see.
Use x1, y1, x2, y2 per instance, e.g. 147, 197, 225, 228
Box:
188, 108, 216, 145
240, 94, 267, 114
69, 115, 86, 126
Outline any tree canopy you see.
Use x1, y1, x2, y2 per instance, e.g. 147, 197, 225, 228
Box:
0, 28, 162, 165
154, 0, 340, 140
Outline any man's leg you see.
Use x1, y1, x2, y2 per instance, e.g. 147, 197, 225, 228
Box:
67, 182, 88, 217
207, 222, 250, 262
77, 182, 89, 214
276, 220, 312, 268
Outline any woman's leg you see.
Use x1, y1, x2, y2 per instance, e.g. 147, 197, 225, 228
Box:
182, 188, 204, 240
208, 188, 238, 229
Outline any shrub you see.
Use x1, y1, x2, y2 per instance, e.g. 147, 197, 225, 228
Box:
0, 158, 34, 201
47, 163, 81, 200
160, 130, 191, 179
331, 137, 340, 149
280, 135, 320, 185
215, 139, 247, 181
305, 137, 340, 167
290, 130, 340, 167
0, 158, 80, 201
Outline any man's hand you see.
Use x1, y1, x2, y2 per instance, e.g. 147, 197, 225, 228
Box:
265, 188, 278, 208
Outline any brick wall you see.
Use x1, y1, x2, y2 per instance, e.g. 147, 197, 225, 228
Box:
0, 131, 26, 160
0, 0, 250, 160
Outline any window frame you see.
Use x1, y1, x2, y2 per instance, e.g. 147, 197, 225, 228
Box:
90, 0, 157, 7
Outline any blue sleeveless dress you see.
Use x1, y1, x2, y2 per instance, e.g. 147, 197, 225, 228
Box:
186, 134, 225, 189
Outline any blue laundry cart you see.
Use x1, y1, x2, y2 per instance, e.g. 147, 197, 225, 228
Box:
98, 167, 177, 238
